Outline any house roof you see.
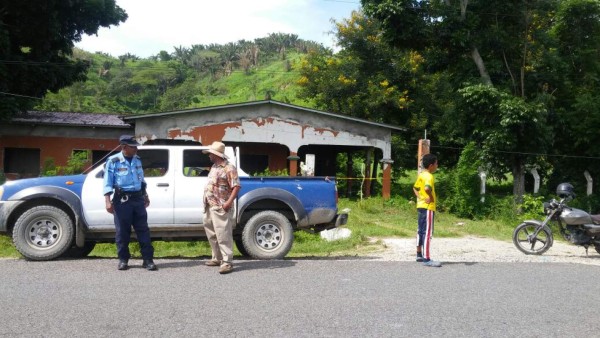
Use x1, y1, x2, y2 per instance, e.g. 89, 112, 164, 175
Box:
121, 100, 406, 132
9, 111, 131, 128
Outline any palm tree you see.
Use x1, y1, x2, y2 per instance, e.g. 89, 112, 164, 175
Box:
220, 42, 239, 76
173, 46, 191, 64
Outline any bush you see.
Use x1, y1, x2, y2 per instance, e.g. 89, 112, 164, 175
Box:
63, 151, 88, 174
251, 168, 289, 176
443, 142, 488, 218
485, 194, 519, 222
42, 157, 58, 176
42, 152, 88, 176
517, 194, 545, 220
564, 193, 600, 214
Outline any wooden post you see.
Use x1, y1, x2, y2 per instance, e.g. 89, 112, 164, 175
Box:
381, 159, 393, 200
371, 153, 379, 196
417, 139, 430, 173
363, 148, 373, 198
346, 152, 353, 197
287, 154, 300, 176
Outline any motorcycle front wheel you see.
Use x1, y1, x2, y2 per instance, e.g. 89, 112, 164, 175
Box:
512, 222, 553, 255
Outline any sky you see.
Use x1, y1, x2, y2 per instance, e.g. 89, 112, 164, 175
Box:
76, 0, 361, 58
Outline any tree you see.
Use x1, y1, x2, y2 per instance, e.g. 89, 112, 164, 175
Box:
545, 0, 600, 188
298, 11, 422, 170
362, 0, 600, 199
219, 42, 240, 76
158, 51, 172, 62
443, 84, 552, 198
0, 0, 127, 118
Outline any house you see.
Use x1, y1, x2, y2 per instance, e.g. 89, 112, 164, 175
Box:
0, 101, 404, 198
124, 100, 404, 198
0, 111, 132, 179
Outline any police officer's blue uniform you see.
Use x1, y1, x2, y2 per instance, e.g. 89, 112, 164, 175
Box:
103, 137, 155, 270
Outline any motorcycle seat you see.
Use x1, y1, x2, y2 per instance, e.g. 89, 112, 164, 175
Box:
592, 215, 600, 225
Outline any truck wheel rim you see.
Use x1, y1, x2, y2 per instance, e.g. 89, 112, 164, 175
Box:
26, 218, 61, 248
255, 223, 281, 250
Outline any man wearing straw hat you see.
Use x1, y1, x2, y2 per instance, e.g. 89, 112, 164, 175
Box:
202, 141, 241, 274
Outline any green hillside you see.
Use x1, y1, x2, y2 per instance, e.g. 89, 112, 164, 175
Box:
34, 33, 323, 114
191, 53, 314, 108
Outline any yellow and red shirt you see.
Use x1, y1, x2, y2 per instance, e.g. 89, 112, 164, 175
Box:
413, 170, 436, 211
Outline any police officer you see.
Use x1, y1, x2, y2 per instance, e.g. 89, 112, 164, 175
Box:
103, 135, 157, 271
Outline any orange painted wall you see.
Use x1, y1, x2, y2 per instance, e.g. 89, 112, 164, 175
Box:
0, 135, 119, 171
234, 143, 288, 171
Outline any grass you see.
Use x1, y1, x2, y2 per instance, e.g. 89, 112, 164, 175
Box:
0, 234, 20, 258
0, 196, 518, 260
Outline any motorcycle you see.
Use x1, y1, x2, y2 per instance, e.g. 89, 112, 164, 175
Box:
513, 183, 600, 255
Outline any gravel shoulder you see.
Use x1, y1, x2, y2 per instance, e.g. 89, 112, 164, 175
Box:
375, 236, 600, 266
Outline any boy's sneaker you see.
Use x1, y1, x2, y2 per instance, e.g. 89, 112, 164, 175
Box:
423, 259, 442, 267
416, 255, 424, 262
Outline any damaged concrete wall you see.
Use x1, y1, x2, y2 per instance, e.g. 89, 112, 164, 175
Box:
127, 101, 400, 198
133, 103, 392, 159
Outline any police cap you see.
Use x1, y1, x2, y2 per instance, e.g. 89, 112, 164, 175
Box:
119, 135, 140, 146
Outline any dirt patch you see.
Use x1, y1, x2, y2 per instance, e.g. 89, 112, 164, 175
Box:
373, 237, 600, 266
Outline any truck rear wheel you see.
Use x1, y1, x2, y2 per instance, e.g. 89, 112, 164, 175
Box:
12, 205, 74, 261
242, 211, 293, 259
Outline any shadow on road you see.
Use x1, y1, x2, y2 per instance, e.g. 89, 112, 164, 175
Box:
439, 261, 479, 266
56, 256, 300, 271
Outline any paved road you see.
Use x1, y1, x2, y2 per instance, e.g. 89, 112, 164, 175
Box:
0, 258, 598, 337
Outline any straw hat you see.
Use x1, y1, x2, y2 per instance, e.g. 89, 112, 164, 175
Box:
203, 141, 228, 159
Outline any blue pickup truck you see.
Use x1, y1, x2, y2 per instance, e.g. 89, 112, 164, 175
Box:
0, 145, 348, 260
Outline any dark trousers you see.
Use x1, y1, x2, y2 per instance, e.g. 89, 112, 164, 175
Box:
113, 195, 154, 261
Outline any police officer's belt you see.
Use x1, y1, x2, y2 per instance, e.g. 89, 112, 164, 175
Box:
118, 190, 144, 198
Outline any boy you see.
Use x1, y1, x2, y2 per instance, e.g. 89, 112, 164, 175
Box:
412, 153, 442, 267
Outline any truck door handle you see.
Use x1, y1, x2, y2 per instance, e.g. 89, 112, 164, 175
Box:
156, 183, 169, 187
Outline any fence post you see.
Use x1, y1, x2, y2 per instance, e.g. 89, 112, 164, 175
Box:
530, 168, 540, 194
478, 167, 486, 203
584, 170, 593, 196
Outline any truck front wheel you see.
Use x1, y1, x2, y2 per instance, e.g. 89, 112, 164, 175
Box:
242, 211, 293, 259
12, 205, 74, 261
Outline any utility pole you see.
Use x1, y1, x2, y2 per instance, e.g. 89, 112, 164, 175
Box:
417, 130, 430, 173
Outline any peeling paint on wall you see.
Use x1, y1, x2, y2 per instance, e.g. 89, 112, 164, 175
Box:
301, 125, 339, 139
167, 121, 243, 145
163, 116, 388, 156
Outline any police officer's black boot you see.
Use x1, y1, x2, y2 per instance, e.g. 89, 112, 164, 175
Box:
118, 260, 128, 271
142, 259, 157, 271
